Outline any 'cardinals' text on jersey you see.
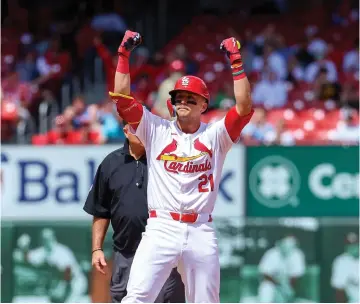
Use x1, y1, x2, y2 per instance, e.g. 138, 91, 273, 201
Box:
129, 107, 251, 213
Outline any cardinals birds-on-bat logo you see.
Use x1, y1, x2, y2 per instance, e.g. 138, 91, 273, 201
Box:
156, 138, 212, 162
181, 76, 190, 87
157, 138, 213, 174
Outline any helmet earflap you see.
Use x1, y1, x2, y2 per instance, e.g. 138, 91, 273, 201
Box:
170, 93, 176, 106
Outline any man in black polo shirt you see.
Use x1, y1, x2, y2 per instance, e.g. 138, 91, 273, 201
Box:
83, 122, 185, 303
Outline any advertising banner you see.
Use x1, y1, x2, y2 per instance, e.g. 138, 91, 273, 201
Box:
1, 145, 245, 220
2, 219, 358, 302
1, 223, 14, 303
239, 218, 320, 303
319, 218, 359, 303
10, 223, 92, 303
246, 146, 359, 217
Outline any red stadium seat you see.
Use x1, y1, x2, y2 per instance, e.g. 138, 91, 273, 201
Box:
32, 134, 49, 145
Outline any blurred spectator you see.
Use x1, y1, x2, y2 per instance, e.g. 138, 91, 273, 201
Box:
132, 74, 153, 106
213, 82, 235, 110
35, 37, 71, 97
1, 102, 19, 144
172, 44, 199, 75
93, 36, 118, 92
153, 60, 185, 119
241, 44, 255, 74
3, 3, 359, 147
90, 3, 127, 53
70, 95, 87, 128
131, 47, 151, 69
253, 44, 287, 80
343, 38, 359, 77
275, 35, 292, 61
264, 118, 296, 146
94, 37, 154, 94
36, 38, 67, 77
340, 77, 359, 109
242, 30, 257, 54
91, 11, 126, 33
16, 51, 39, 82
304, 48, 338, 83
47, 112, 74, 145
331, 0, 358, 25
252, 70, 288, 109
241, 108, 276, 145
328, 109, 359, 144
313, 67, 341, 101
98, 101, 125, 143
307, 35, 328, 59
286, 55, 305, 84
254, 24, 282, 50
68, 118, 102, 145
295, 39, 315, 68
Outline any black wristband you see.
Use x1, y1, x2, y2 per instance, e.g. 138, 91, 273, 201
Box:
92, 248, 103, 254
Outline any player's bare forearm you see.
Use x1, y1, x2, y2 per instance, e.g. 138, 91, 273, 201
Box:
114, 71, 131, 95
234, 76, 252, 116
221, 37, 252, 116
92, 217, 110, 251
220, 37, 254, 142
94, 38, 113, 67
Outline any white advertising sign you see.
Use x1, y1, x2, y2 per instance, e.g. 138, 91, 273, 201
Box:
1, 145, 245, 220
212, 145, 245, 217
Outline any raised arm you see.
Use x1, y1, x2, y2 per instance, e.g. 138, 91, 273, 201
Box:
94, 37, 113, 69
220, 37, 254, 142
109, 30, 143, 130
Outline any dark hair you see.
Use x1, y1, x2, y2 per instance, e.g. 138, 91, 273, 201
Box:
122, 120, 128, 126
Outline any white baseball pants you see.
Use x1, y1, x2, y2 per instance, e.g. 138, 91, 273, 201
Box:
121, 213, 220, 303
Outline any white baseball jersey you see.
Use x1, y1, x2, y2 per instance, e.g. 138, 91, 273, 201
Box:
259, 247, 306, 280
331, 253, 359, 303
28, 243, 84, 280
130, 107, 251, 214
28, 243, 88, 302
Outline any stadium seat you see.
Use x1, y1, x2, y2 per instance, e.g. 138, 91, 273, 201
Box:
31, 134, 49, 145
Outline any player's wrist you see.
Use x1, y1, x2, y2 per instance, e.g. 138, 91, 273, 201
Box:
229, 52, 241, 64
92, 248, 103, 254
231, 58, 246, 80
118, 47, 131, 58
116, 54, 130, 73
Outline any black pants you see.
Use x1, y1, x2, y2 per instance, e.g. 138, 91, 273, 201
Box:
110, 251, 185, 303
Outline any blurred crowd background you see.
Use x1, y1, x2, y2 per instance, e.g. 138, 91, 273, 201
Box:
2, 0, 359, 146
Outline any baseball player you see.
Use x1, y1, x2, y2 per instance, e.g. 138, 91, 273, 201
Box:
109, 30, 253, 303
13, 229, 88, 303
331, 232, 359, 303
257, 235, 306, 302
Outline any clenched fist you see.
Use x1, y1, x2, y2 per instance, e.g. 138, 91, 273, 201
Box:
220, 37, 242, 64
118, 30, 142, 57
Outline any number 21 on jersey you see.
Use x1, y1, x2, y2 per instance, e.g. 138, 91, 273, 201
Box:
198, 174, 214, 192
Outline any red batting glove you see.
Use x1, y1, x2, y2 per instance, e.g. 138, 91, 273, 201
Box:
220, 37, 242, 65
220, 37, 246, 80
118, 30, 142, 58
